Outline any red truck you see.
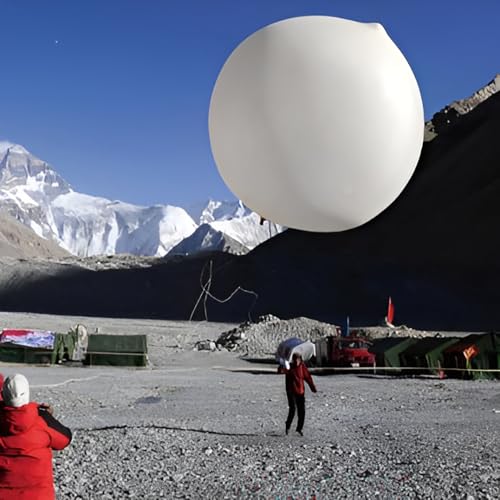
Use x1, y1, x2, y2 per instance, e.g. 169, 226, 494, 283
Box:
314, 335, 375, 367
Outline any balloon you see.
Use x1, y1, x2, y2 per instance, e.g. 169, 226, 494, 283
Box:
209, 16, 424, 232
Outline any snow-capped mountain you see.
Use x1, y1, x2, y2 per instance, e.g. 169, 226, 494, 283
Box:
187, 199, 250, 224
51, 192, 197, 256
187, 199, 282, 251
0, 142, 197, 256
0, 142, 282, 257
167, 223, 250, 256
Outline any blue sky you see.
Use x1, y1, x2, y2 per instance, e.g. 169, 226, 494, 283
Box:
1, 0, 499, 207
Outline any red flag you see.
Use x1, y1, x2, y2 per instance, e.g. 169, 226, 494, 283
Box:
387, 296, 395, 324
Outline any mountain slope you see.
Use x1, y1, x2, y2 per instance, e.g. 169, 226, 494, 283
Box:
424, 74, 500, 141
0, 210, 69, 259
2, 77, 499, 329
200, 82, 500, 328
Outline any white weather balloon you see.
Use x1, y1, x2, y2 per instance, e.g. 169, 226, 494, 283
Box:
209, 16, 424, 232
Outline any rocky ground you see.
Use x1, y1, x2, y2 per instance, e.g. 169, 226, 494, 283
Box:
0, 312, 498, 499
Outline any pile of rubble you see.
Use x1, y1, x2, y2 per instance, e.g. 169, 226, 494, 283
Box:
193, 316, 466, 356
356, 325, 459, 340
209, 315, 339, 358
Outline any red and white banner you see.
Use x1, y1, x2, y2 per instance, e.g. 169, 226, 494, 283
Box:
0, 329, 56, 349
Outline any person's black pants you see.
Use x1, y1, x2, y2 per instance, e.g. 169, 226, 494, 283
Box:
286, 392, 305, 432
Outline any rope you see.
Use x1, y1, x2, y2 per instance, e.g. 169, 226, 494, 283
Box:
189, 259, 258, 322
212, 365, 500, 374
188, 259, 214, 322
312, 366, 500, 373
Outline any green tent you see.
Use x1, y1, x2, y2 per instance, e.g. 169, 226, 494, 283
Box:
492, 332, 500, 380
85, 334, 148, 367
0, 333, 67, 364
0, 332, 77, 365
368, 337, 418, 373
443, 333, 499, 380
399, 337, 459, 374
0, 344, 53, 364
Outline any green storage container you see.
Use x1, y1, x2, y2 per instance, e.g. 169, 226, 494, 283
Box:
85, 334, 148, 367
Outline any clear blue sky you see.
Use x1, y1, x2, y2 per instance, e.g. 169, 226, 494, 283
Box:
1, 0, 499, 207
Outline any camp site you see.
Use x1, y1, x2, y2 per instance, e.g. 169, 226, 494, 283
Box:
2, 2, 500, 498
0, 307, 498, 498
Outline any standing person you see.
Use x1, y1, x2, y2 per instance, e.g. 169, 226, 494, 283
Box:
0, 373, 72, 500
278, 353, 317, 436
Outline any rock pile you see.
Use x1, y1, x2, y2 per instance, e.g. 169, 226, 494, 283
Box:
215, 315, 340, 358
193, 339, 217, 352
356, 325, 467, 340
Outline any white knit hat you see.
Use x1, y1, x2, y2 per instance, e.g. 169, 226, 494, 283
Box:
2, 374, 30, 407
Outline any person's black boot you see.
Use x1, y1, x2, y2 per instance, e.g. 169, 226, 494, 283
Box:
296, 430, 303, 437
285, 426, 290, 435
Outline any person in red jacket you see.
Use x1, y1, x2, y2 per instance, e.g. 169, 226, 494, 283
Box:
0, 373, 72, 500
278, 353, 317, 436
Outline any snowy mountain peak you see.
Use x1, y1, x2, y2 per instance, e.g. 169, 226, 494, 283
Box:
0, 142, 71, 198
0, 141, 282, 257
187, 199, 252, 224
168, 223, 249, 256
0, 141, 28, 155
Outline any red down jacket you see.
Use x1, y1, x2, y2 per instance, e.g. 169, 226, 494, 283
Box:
0, 402, 72, 500
278, 363, 317, 396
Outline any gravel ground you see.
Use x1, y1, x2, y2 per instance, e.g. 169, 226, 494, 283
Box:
4, 361, 498, 499
0, 312, 499, 499
51, 372, 500, 499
